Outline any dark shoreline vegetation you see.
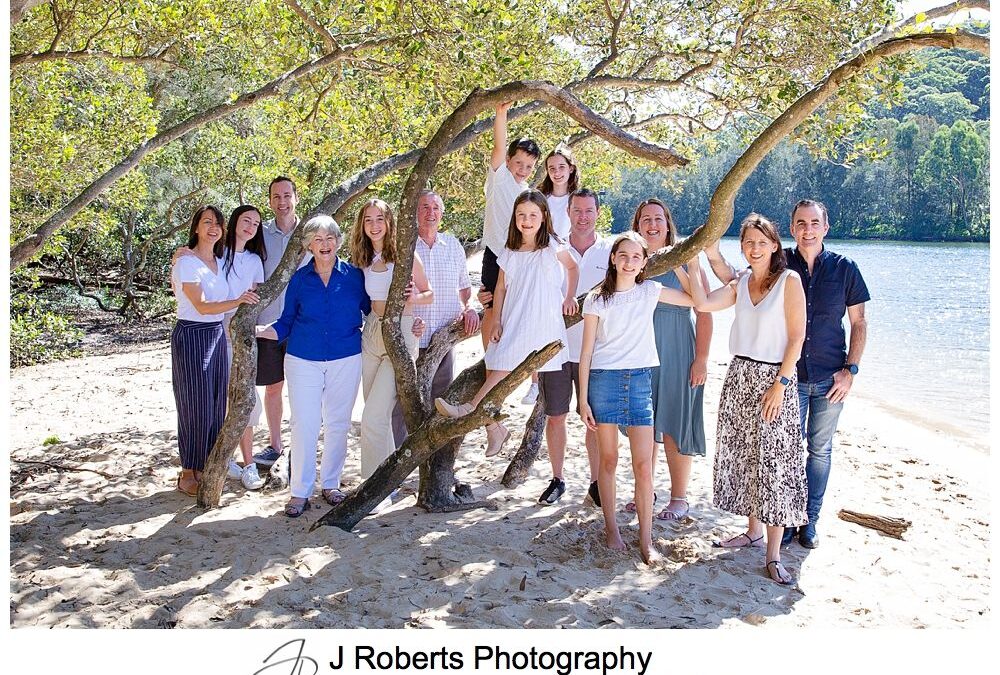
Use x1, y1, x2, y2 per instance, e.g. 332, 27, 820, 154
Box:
606, 46, 990, 243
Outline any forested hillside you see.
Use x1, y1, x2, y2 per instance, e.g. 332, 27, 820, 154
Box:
607, 41, 990, 240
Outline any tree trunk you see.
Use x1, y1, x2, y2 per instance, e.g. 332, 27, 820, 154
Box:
312, 342, 562, 531
416, 437, 488, 512
501, 395, 547, 488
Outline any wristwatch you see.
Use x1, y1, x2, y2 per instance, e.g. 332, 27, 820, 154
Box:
775, 375, 791, 386
844, 363, 859, 375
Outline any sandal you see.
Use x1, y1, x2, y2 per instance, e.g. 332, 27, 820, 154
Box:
655, 498, 690, 521
176, 471, 199, 497
624, 493, 657, 513
766, 560, 795, 585
712, 532, 765, 548
284, 498, 311, 518
322, 489, 347, 505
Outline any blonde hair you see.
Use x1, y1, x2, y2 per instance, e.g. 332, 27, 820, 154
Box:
350, 198, 397, 267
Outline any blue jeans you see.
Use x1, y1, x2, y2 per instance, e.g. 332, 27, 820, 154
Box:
798, 377, 844, 534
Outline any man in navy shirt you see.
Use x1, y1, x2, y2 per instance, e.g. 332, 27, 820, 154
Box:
706, 199, 869, 549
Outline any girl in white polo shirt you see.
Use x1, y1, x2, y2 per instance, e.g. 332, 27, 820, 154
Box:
578, 231, 694, 565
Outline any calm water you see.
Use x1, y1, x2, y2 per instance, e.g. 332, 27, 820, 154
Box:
707, 238, 990, 443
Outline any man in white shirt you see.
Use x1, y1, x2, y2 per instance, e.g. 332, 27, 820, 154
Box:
536, 188, 613, 505
391, 190, 481, 445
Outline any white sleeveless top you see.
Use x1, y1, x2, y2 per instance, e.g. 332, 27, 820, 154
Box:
729, 269, 797, 363
364, 263, 393, 301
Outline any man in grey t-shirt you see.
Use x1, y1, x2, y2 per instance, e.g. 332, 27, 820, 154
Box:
252, 176, 301, 467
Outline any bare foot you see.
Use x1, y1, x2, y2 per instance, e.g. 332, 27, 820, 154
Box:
605, 528, 625, 551
640, 542, 662, 565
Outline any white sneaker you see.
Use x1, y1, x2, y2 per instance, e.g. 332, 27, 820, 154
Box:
227, 459, 243, 480
521, 382, 539, 405
269, 452, 289, 489
241, 463, 265, 490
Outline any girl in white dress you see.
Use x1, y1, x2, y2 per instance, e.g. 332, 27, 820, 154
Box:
436, 190, 579, 456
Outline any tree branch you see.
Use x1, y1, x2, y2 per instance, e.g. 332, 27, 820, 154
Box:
852, 0, 989, 56
10, 48, 179, 70
311, 341, 562, 531
10, 29, 423, 269
283, 0, 338, 52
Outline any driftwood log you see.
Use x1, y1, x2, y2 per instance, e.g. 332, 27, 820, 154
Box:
837, 509, 912, 539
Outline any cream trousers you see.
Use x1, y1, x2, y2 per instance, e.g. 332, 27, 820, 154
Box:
360, 314, 418, 479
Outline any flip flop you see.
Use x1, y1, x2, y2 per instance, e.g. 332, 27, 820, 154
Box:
176, 474, 199, 497
624, 494, 657, 513
284, 499, 311, 518
766, 560, 795, 585
655, 498, 690, 521
322, 489, 347, 505
712, 532, 765, 548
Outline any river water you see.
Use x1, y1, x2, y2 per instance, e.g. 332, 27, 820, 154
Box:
706, 238, 990, 448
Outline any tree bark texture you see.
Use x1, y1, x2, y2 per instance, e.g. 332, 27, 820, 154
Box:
500, 395, 548, 489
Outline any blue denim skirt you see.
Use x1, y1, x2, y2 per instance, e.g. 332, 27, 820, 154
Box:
588, 368, 654, 427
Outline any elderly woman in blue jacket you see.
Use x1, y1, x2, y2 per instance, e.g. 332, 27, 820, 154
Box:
258, 214, 422, 517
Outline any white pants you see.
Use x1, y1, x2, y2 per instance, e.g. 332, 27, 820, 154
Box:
284, 352, 362, 498
360, 314, 418, 479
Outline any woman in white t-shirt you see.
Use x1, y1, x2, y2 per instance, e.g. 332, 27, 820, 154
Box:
170, 205, 259, 497
349, 198, 433, 511
578, 232, 694, 565
221, 205, 268, 490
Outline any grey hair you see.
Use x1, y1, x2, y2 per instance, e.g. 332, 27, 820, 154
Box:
418, 189, 445, 210
301, 214, 342, 250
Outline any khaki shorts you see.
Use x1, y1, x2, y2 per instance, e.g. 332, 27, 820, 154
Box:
538, 361, 581, 417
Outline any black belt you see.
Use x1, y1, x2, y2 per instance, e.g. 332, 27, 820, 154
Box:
734, 354, 781, 367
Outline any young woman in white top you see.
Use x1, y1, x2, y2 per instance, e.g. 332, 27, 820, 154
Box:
170, 206, 259, 497
578, 232, 695, 564
349, 199, 433, 506
539, 144, 579, 242
221, 205, 267, 490
687, 214, 807, 585
436, 190, 579, 457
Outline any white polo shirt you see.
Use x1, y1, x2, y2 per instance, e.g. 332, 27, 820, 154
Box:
564, 236, 614, 362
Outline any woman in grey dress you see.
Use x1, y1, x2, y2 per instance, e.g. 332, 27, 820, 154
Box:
630, 198, 711, 521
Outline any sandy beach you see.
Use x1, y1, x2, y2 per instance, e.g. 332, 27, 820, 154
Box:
8, 319, 991, 629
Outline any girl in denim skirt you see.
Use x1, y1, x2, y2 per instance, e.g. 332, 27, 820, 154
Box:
578, 232, 694, 564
